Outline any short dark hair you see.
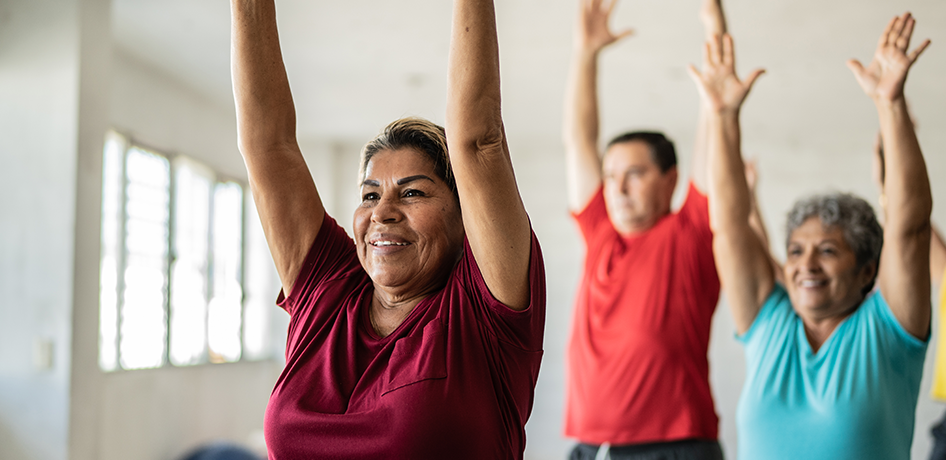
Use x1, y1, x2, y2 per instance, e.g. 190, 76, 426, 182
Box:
360, 117, 459, 204
786, 193, 883, 295
606, 131, 677, 173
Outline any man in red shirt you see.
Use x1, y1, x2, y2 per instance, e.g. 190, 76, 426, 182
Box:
561, 1, 727, 458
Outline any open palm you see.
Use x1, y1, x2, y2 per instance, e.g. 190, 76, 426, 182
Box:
688, 34, 764, 113
577, 0, 633, 53
848, 13, 930, 102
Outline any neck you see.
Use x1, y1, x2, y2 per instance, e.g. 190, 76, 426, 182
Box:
369, 286, 435, 338
800, 304, 859, 352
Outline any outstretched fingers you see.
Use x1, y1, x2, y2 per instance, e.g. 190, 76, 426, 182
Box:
887, 13, 908, 47
897, 15, 915, 51
603, 0, 618, 15
708, 34, 723, 66
879, 16, 897, 49
722, 33, 735, 68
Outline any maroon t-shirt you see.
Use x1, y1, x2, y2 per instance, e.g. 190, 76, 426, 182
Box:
264, 215, 546, 459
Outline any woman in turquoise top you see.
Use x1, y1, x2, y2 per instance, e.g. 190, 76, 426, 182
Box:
688, 13, 933, 460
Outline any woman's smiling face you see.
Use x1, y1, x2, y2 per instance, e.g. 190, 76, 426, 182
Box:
783, 217, 876, 321
354, 148, 464, 299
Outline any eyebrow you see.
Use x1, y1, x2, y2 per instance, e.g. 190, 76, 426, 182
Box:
361, 175, 435, 187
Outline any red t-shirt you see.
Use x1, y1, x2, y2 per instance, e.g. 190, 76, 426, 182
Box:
564, 182, 720, 445
264, 215, 546, 460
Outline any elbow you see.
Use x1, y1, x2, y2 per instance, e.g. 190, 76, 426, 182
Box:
447, 113, 506, 157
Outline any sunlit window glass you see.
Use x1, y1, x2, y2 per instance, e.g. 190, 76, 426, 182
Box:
208, 182, 244, 363
120, 147, 171, 370
98, 131, 268, 371
169, 159, 213, 366
99, 132, 126, 372
242, 195, 273, 360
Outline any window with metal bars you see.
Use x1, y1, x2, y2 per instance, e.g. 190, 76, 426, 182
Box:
98, 131, 270, 371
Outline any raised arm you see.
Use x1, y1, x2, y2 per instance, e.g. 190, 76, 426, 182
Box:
871, 121, 944, 286
446, 0, 532, 311
745, 159, 785, 284
848, 12, 932, 338
691, 0, 728, 193
231, 0, 324, 295
688, 34, 768, 334
563, 0, 633, 212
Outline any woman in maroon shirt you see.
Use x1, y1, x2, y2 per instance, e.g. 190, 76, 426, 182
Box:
229, 1, 545, 458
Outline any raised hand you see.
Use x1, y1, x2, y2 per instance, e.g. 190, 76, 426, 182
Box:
847, 12, 931, 103
576, 0, 633, 54
688, 34, 764, 113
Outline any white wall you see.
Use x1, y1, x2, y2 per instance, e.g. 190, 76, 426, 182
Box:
0, 1, 82, 458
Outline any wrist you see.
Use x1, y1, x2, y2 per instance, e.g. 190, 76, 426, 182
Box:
873, 97, 909, 120
573, 43, 602, 60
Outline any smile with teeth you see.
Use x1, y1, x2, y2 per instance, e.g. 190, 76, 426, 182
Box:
371, 240, 409, 247
800, 279, 827, 288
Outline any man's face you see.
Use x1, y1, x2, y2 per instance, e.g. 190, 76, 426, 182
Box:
601, 140, 677, 235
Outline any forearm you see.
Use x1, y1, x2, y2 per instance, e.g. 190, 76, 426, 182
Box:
563, 49, 601, 157
231, 0, 297, 154
691, 105, 712, 192
563, 48, 605, 209
707, 110, 751, 232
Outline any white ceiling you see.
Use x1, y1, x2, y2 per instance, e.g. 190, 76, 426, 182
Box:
111, 0, 946, 150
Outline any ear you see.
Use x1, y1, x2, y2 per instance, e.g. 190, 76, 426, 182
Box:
663, 166, 679, 194
858, 260, 879, 291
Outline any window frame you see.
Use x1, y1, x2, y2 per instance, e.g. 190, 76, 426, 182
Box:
99, 130, 259, 372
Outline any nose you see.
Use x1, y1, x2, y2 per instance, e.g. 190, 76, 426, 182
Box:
619, 174, 631, 196
798, 249, 821, 273
371, 195, 403, 224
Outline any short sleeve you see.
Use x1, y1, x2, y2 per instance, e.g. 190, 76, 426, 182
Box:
676, 181, 710, 234
868, 291, 928, 353
455, 229, 546, 352
276, 214, 363, 317
571, 186, 610, 244
737, 284, 794, 368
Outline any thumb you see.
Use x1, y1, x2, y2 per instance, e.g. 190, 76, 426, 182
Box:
686, 63, 702, 83
743, 68, 766, 91
846, 59, 870, 89
846, 59, 865, 78
615, 28, 635, 41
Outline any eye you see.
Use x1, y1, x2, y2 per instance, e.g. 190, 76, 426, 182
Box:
403, 189, 425, 198
362, 192, 379, 202
787, 246, 802, 257
820, 246, 838, 256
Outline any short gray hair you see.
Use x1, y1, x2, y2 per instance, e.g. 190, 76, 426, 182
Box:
785, 193, 883, 294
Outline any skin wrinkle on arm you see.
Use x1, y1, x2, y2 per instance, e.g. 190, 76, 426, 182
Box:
230, 0, 325, 296
446, 0, 532, 311
563, 0, 633, 212
847, 13, 932, 339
